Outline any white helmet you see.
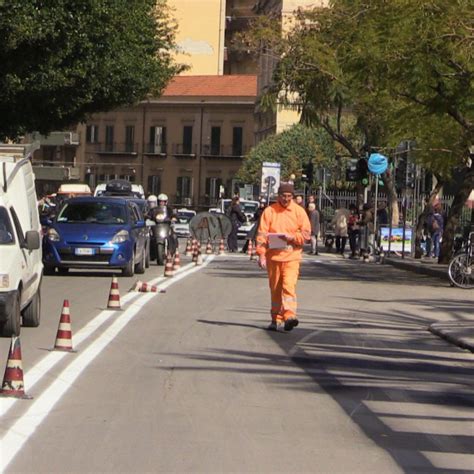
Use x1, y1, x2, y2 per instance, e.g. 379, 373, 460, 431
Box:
158, 193, 168, 202
147, 194, 157, 203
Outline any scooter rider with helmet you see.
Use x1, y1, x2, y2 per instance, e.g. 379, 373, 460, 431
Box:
147, 193, 178, 256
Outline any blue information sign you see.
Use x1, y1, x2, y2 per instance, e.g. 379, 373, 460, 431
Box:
368, 153, 388, 175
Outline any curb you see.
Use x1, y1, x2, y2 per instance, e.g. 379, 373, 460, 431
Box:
384, 258, 448, 281
428, 324, 474, 353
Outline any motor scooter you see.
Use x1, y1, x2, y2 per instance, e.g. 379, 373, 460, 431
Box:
149, 206, 177, 265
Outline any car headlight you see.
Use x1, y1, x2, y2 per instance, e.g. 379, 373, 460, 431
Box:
110, 230, 129, 244
0, 274, 9, 289
47, 228, 60, 242
155, 213, 166, 222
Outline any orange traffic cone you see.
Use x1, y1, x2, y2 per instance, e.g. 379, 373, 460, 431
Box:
184, 237, 192, 256
195, 242, 203, 266
218, 238, 225, 255
173, 249, 181, 271
192, 241, 198, 263
107, 275, 121, 310
250, 241, 257, 260
164, 253, 174, 277
52, 300, 75, 352
247, 240, 253, 258
206, 239, 213, 255
0, 336, 31, 399
135, 280, 159, 292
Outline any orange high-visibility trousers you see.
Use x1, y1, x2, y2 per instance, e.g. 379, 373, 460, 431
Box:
267, 259, 300, 323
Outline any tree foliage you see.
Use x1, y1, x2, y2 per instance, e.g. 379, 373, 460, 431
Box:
237, 124, 335, 186
0, 0, 182, 140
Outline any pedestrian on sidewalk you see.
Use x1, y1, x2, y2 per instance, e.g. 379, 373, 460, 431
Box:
227, 196, 246, 252
332, 206, 350, 255
348, 203, 360, 259
427, 202, 445, 258
307, 202, 320, 255
256, 183, 311, 332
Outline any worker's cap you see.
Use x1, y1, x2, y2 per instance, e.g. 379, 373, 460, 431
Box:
277, 182, 295, 195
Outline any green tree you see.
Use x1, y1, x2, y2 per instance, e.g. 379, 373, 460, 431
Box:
237, 123, 335, 189
333, 0, 473, 262
0, 0, 182, 140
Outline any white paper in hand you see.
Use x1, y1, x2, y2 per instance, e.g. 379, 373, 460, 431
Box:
268, 233, 287, 249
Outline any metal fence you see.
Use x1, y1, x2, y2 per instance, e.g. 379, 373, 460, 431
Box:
316, 190, 472, 230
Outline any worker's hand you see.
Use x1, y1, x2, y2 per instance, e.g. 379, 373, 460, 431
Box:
258, 255, 267, 269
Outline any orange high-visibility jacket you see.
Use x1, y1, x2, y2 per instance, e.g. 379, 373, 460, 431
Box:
256, 200, 311, 262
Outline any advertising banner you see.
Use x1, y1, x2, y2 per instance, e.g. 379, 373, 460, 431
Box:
380, 226, 412, 253
261, 162, 281, 198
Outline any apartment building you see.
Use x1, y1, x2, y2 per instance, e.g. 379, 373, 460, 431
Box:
83, 75, 256, 207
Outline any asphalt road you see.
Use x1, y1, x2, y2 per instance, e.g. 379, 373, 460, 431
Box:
1, 248, 473, 473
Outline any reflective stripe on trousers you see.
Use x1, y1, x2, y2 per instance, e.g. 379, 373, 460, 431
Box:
267, 259, 300, 322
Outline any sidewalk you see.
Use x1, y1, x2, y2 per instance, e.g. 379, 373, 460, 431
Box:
384, 255, 474, 353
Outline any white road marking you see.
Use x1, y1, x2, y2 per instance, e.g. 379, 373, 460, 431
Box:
0, 257, 214, 472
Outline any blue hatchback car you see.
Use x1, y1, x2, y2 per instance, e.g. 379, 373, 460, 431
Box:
43, 197, 148, 276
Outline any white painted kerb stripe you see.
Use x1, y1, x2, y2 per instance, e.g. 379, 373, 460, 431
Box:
0, 256, 214, 472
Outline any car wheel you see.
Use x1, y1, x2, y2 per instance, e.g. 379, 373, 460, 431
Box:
22, 288, 41, 327
43, 265, 55, 276
1, 290, 21, 337
135, 247, 146, 274
57, 267, 69, 275
157, 244, 165, 265
122, 253, 135, 277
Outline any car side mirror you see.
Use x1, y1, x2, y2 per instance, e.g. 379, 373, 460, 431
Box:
24, 230, 41, 250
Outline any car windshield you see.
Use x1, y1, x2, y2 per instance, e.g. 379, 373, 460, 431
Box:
0, 207, 14, 244
177, 212, 194, 223
57, 202, 127, 224
241, 202, 258, 214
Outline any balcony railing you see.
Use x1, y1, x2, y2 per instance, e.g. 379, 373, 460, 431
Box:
144, 143, 167, 155
201, 144, 248, 158
88, 142, 138, 155
172, 143, 197, 157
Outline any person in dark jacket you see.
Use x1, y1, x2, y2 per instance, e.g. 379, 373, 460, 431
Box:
227, 196, 246, 252
307, 202, 320, 255
427, 202, 445, 258
242, 199, 267, 253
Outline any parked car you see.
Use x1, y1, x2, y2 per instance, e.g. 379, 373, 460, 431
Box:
42, 197, 148, 276
172, 208, 196, 238
0, 143, 43, 336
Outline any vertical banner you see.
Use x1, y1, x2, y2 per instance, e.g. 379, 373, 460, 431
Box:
261, 162, 281, 199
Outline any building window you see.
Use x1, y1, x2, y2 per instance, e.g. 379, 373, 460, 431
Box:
232, 126, 243, 156
105, 125, 114, 152
211, 126, 221, 155
183, 126, 193, 154
149, 126, 167, 154
205, 177, 222, 205
86, 125, 99, 143
125, 126, 135, 153
147, 175, 161, 195
177, 176, 192, 201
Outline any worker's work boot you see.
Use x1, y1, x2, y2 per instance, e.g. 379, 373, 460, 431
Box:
284, 318, 299, 331
267, 321, 284, 332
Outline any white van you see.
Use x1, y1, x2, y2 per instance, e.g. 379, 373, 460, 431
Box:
0, 143, 43, 336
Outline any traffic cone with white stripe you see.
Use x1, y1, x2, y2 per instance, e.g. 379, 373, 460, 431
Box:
107, 275, 121, 310
164, 253, 174, 277
0, 336, 31, 399
206, 239, 213, 255
218, 238, 225, 255
134, 280, 159, 292
173, 249, 181, 271
250, 241, 257, 260
192, 240, 198, 263
247, 240, 253, 259
195, 242, 203, 265
184, 237, 192, 256
52, 300, 75, 352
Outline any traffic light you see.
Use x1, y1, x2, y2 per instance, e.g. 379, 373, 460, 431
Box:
345, 159, 359, 181
406, 161, 416, 188
357, 158, 369, 186
303, 161, 314, 184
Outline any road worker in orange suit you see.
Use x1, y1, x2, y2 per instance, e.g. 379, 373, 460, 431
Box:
256, 182, 311, 331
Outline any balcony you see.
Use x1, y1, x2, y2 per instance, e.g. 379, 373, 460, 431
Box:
32, 131, 80, 146
172, 143, 197, 158
89, 142, 138, 155
201, 144, 248, 159
144, 143, 167, 157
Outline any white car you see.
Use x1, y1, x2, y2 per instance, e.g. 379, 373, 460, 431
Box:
94, 182, 145, 199
216, 199, 259, 239
172, 208, 196, 238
